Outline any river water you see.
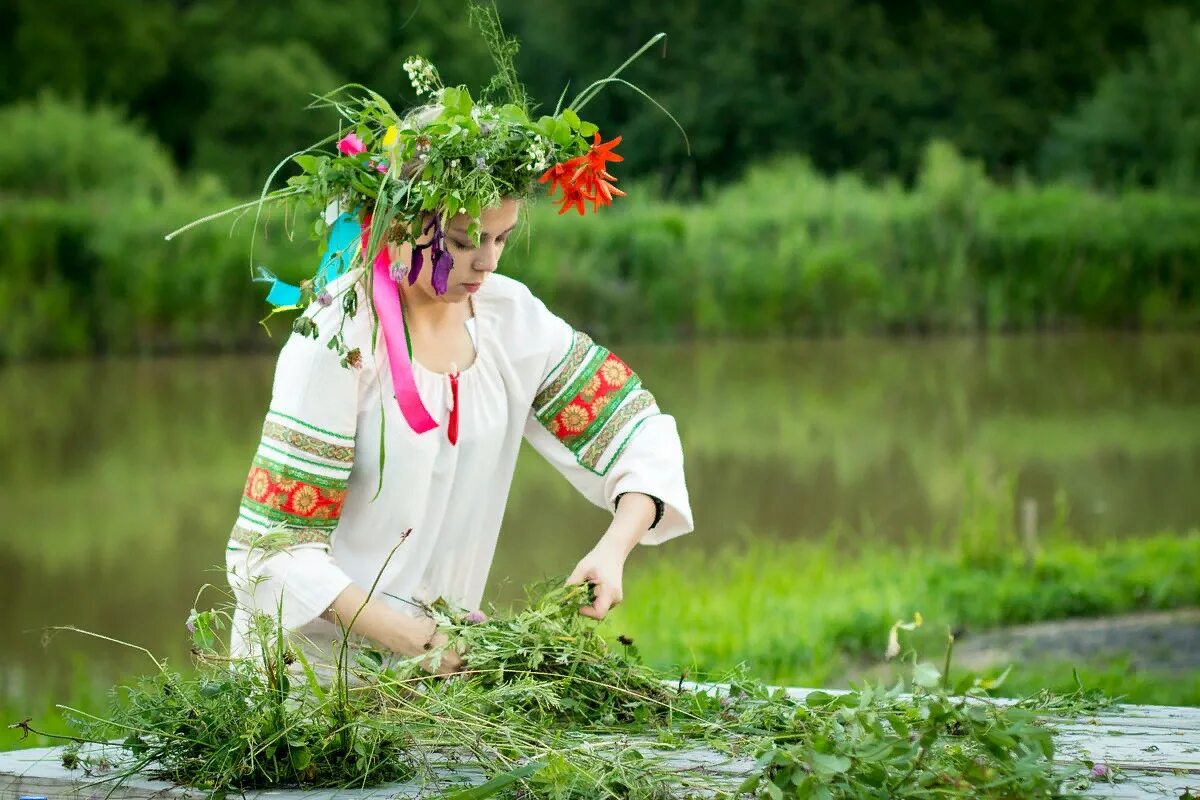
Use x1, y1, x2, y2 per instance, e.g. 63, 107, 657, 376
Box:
2, 333, 1198, 707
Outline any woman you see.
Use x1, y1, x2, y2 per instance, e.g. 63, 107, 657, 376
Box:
223, 62, 693, 675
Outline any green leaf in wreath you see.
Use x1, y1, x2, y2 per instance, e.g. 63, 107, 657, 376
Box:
294, 155, 320, 174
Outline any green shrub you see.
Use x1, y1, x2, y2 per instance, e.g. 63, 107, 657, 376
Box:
191, 42, 343, 195
0, 94, 175, 200
0, 97, 316, 357
3, 103, 1200, 359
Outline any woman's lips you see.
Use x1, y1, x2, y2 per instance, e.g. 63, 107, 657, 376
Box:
463, 282, 481, 293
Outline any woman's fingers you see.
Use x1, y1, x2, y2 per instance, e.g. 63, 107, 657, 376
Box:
580, 583, 622, 620
592, 586, 615, 617
433, 648, 466, 677
420, 628, 468, 676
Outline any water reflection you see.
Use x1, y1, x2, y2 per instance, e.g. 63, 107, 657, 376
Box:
1, 334, 1198, 701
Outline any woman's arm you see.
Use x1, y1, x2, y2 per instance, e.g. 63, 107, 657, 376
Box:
320, 585, 464, 675
566, 491, 657, 619
524, 329, 693, 622
228, 272, 459, 674
510, 284, 693, 621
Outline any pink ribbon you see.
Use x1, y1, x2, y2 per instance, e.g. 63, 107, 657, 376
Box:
364, 223, 438, 435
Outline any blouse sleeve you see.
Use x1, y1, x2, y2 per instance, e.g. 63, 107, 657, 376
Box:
522, 312, 693, 545
225, 282, 363, 631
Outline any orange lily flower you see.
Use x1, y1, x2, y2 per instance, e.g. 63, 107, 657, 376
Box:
588, 172, 626, 211
538, 161, 573, 195
582, 133, 623, 172
540, 132, 627, 215
556, 180, 588, 216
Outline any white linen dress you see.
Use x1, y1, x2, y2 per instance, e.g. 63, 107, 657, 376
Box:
225, 268, 692, 658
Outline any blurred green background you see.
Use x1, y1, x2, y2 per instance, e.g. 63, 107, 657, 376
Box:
2, 0, 1199, 749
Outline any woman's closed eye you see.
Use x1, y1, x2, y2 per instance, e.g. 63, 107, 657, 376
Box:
452, 236, 507, 250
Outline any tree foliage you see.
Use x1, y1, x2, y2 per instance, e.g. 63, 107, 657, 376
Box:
192, 42, 343, 194
1041, 9, 1200, 192
497, 0, 1194, 191
2, 0, 1196, 193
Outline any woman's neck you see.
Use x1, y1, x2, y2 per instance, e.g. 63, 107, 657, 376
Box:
398, 285, 477, 373
400, 285, 470, 332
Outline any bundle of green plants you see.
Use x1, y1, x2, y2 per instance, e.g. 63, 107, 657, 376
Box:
395, 582, 677, 725
40, 581, 1113, 799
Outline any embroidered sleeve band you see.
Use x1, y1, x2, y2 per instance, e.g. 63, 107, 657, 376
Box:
534, 331, 660, 475
227, 411, 354, 550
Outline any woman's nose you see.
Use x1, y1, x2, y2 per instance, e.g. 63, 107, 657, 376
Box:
473, 243, 501, 272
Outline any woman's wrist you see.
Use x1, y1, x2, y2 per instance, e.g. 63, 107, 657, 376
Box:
615, 492, 665, 529
387, 614, 438, 658
601, 493, 657, 558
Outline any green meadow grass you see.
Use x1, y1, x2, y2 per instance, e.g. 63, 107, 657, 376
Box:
611, 530, 1200, 704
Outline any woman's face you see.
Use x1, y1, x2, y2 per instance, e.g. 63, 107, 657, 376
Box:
389, 197, 521, 304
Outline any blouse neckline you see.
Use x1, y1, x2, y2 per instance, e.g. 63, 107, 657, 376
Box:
408, 289, 488, 379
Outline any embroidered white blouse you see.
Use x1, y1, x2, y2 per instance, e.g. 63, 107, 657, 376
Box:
225, 269, 692, 656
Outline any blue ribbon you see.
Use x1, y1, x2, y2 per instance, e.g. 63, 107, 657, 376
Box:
260, 212, 363, 306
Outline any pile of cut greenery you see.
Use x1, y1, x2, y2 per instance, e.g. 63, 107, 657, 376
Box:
50, 581, 1112, 799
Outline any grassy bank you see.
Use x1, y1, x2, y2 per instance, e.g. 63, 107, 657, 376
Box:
4, 98, 1200, 358
612, 530, 1200, 706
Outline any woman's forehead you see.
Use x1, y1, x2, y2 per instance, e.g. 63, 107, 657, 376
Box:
449, 201, 520, 235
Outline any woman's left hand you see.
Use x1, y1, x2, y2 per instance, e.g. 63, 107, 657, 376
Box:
566, 541, 627, 620
568, 493, 655, 620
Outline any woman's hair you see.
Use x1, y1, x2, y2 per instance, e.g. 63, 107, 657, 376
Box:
366, 104, 446, 241
403, 103, 443, 128
389, 102, 524, 237
397, 104, 443, 180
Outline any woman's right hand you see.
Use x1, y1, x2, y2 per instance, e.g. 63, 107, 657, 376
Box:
421, 628, 466, 676
322, 585, 466, 676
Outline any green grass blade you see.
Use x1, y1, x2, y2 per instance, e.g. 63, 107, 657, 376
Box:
569, 33, 667, 111
442, 760, 547, 799
575, 77, 690, 155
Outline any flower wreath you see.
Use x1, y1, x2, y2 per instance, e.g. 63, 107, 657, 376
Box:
168, 3, 686, 441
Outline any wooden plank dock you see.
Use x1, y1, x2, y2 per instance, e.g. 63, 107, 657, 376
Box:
2, 688, 1197, 799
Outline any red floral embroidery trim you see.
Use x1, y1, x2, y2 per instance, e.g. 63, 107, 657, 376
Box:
243, 465, 347, 522
546, 353, 638, 452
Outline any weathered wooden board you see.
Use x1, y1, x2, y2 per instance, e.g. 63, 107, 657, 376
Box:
0, 743, 753, 799
3, 690, 1197, 799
